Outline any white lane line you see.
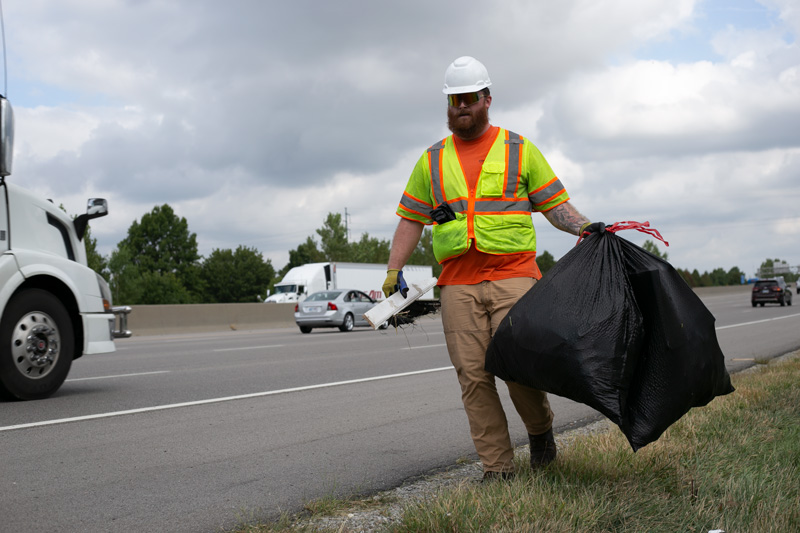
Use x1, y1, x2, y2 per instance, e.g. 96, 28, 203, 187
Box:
0, 366, 455, 432
66, 371, 171, 382
404, 343, 448, 350
716, 312, 800, 330
213, 345, 285, 352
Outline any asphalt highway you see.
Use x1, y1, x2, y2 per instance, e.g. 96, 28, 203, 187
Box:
1, 284, 798, 532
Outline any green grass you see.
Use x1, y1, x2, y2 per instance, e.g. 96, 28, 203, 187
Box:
236, 356, 800, 532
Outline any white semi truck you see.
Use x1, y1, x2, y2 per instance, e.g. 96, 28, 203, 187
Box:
265, 262, 436, 303
0, 95, 131, 400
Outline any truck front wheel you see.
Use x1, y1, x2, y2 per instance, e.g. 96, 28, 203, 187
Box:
0, 289, 75, 401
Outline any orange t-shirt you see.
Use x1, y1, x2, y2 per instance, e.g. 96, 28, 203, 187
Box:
437, 126, 542, 286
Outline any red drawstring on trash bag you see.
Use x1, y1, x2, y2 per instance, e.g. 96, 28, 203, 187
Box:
577, 221, 669, 247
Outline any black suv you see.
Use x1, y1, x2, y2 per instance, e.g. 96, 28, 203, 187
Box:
751, 278, 793, 307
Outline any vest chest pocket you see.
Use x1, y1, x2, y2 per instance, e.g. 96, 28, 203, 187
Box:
478, 162, 506, 197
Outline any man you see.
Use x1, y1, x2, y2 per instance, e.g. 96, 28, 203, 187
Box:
382, 56, 603, 481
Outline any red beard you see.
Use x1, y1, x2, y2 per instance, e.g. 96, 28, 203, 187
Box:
447, 103, 490, 140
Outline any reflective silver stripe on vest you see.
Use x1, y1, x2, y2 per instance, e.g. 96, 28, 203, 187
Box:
449, 199, 469, 213
529, 178, 565, 206
473, 199, 533, 213
504, 131, 523, 198
427, 140, 446, 206
399, 194, 434, 217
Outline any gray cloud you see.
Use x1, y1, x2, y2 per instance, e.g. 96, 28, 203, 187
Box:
4, 0, 799, 275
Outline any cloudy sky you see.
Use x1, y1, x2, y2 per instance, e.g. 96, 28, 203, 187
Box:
4, 0, 799, 277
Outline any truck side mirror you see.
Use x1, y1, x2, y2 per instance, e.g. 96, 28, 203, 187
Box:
0, 96, 15, 178
74, 198, 109, 241
86, 198, 108, 217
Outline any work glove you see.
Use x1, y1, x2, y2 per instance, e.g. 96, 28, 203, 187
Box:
431, 202, 456, 224
382, 269, 409, 298
580, 221, 606, 237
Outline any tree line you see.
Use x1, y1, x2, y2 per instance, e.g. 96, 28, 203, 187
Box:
86, 204, 275, 305
84, 204, 792, 305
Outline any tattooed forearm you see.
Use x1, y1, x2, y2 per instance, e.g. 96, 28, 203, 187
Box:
542, 202, 590, 235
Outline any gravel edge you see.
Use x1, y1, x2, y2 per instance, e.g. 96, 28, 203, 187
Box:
281, 418, 612, 532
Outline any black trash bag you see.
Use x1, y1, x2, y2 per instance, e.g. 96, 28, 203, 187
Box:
621, 239, 734, 449
485, 229, 645, 430
485, 223, 734, 451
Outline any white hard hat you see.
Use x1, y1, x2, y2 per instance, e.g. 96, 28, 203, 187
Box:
442, 56, 492, 95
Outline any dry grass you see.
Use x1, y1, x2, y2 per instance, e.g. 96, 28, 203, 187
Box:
390, 356, 800, 532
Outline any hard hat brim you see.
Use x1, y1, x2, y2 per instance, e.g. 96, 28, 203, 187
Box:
442, 81, 492, 95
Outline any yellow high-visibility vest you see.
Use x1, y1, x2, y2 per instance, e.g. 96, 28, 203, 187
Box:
398, 128, 568, 263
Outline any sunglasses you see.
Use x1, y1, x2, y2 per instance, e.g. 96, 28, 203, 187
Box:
447, 92, 485, 108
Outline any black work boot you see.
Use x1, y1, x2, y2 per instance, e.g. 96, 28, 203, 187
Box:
481, 470, 515, 483
529, 428, 557, 468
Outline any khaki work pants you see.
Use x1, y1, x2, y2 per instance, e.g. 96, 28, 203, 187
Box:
441, 278, 553, 473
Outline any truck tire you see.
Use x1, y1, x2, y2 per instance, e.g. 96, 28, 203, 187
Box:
339, 313, 354, 332
0, 289, 74, 401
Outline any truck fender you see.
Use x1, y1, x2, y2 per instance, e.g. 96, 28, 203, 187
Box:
0, 254, 27, 315
13, 249, 104, 312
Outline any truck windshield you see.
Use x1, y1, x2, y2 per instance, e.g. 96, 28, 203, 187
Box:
274, 285, 297, 294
